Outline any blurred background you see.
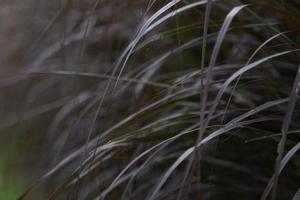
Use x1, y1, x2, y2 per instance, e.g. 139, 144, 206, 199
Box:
0, 0, 145, 198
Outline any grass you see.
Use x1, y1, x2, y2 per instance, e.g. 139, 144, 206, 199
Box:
0, 0, 300, 199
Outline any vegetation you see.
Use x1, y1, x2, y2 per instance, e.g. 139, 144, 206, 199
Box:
0, 0, 300, 199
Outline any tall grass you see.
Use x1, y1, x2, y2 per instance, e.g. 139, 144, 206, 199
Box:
0, 0, 300, 199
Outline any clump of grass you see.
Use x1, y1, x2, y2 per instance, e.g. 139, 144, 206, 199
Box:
0, 0, 300, 199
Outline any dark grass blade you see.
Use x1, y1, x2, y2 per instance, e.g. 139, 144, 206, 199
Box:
262, 141, 300, 200
261, 65, 300, 200
147, 98, 287, 200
